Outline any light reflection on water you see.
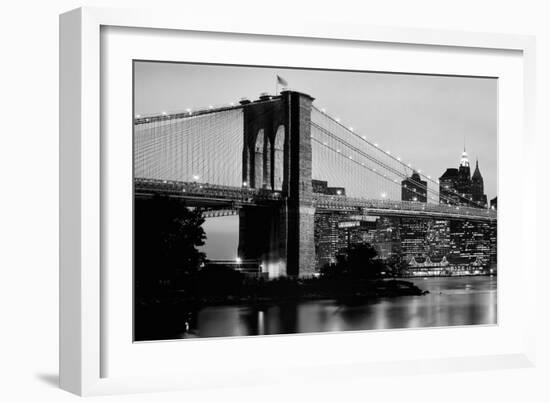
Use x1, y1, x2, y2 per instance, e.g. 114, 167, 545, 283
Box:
179, 276, 497, 339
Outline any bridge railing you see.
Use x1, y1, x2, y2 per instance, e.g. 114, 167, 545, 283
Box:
134, 178, 284, 202
134, 178, 496, 221
313, 193, 497, 220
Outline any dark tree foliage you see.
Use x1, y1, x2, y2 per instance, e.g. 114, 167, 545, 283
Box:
385, 254, 408, 277
320, 243, 386, 280
135, 195, 206, 293
195, 265, 245, 298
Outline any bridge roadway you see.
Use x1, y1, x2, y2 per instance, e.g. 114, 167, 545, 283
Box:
134, 178, 497, 222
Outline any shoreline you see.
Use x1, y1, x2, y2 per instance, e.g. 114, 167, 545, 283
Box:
136, 275, 497, 312
136, 278, 428, 309
398, 273, 497, 279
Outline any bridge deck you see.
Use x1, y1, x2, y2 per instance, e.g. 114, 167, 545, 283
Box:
313, 194, 496, 222
134, 178, 497, 222
134, 178, 283, 207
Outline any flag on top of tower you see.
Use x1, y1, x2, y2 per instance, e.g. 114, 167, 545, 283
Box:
277, 75, 288, 86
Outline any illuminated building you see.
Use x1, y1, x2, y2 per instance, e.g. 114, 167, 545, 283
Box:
401, 171, 427, 202
439, 148, 488, 207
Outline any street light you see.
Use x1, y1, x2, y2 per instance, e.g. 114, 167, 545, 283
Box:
192, 175, 199, 181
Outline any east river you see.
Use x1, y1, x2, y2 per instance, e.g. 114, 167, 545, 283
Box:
174, 276, 497, 339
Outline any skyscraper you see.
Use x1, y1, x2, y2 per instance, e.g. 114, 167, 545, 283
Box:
471, 159, 488, 207
456, 148, 473, 202
438, 147, 488, 208
439, 168, 460, 205
401, 171, 427, 202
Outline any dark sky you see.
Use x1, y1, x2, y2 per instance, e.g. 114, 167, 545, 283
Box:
134, 61, 498, 259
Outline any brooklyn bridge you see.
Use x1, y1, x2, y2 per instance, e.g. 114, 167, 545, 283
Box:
134, 90, 497, 278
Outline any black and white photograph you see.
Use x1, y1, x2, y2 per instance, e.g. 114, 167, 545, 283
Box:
133, 61, 498, 341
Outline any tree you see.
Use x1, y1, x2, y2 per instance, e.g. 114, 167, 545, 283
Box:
134, 195, 206, 293
321, 243, 385, 279
385, 254, 407, 277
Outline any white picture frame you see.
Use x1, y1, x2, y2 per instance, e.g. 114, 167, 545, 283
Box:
60, 6, 537, 396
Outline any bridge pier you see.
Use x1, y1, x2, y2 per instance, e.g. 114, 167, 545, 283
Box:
284, 91, 316, 277
239, 91, 316, 278
238, 206, 287, 277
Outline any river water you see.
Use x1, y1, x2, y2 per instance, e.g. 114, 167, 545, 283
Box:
178, 276, 497, 339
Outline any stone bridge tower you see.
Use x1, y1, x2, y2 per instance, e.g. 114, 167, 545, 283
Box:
238, 90, 315, 278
